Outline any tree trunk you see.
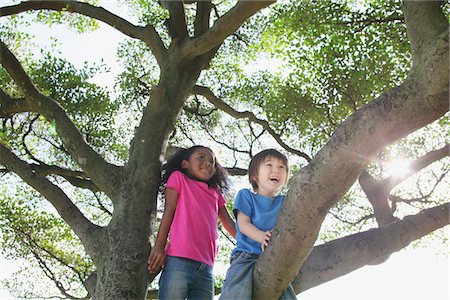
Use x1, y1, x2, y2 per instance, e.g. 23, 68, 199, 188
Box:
90, 60, 204, 298
93, 178, 159, 299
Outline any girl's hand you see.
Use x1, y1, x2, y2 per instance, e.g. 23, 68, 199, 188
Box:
260, 230, 272, 252
147, 244, 166, 274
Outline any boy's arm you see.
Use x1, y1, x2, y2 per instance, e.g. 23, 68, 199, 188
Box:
147, 188, 178, 273
236, 211, 271, 251
218, 206, 236, 238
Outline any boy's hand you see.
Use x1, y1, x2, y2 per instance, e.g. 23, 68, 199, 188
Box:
260, 230, 272, 252
147, 244, 166, 274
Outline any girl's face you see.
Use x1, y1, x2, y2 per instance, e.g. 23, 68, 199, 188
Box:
252, 156, 288, 198
181, 148, 216, 182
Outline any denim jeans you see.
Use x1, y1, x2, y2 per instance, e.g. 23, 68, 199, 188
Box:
220, 251, 297, 300
158, 256, 214, 300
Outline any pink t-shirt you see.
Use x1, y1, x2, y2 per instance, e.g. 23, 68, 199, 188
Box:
165, 170, 225, 267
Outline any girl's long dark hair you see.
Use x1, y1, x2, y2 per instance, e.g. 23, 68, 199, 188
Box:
161, 145, 228, 190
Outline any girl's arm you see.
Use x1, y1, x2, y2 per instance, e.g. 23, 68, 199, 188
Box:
236, 211, 271, 251
218, 206, 236, 238
147, 188, 178, 273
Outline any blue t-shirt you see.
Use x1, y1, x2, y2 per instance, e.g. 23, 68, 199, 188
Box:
232, 188, 286, 255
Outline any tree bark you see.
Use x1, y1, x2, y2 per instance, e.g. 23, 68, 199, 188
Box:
253, 1, 448, 298
291, 202, 450, 293
0, 1, 273, 298
1, 1, 448, 299
359, 144, 449, 226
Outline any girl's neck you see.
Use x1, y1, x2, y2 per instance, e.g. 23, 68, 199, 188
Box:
184, 171, 201, 182
183, 171, 214, 187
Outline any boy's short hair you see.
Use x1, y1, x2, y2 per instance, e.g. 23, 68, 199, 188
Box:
248, 149, 289, 190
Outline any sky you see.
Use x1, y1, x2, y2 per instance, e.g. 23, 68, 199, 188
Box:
1, 0, 449, 299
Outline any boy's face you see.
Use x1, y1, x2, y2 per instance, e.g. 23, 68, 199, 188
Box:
252, 156, 288, 198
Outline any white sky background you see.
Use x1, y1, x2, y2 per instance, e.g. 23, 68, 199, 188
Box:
1, 0, 449, 299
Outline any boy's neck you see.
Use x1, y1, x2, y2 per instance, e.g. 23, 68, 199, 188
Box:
255, 189, 278, 198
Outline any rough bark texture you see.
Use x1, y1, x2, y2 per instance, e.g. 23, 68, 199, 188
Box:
0, 1, 275, 299
0, 1, 448, 299
252, 1, 448, 298
292, 202, 449, 293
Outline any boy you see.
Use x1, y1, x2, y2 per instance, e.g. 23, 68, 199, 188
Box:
220, 149, 296, 299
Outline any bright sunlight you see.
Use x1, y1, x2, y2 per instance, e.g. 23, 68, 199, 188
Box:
385, 158, 411, 177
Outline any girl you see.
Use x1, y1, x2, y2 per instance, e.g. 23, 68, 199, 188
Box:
148, 145, 236, 300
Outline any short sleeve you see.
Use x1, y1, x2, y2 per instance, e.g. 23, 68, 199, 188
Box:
233, 189, 253, 219
165, 171, 183, 193
217, 191, 226, 208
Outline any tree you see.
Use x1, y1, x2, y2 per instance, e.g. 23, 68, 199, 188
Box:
0, 1, 448, 299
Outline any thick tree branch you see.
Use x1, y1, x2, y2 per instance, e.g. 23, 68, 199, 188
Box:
0, 0, 166, 65
0, 142, 101, 261
0, 88, 32, 117
192, 85, 311, 161
292, 202, 450, 293
161, 0, 188, 40
31, 163, 101, 192
180, 1, 276, 59
359, 144, 449, 226
359, 170, 397, 225
194, 1, 212, 36
0, 39, 120, 199
403, 1, 445, 61
225, 167, 247, 176
381, 144, 449, 191
253, 1, 449, 297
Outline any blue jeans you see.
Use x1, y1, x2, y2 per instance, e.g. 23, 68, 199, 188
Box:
220, 251, 296, 300
158, 256, 214, 300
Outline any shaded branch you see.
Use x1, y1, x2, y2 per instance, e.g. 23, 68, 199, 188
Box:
329, 209, 374, 226
21, 230, 89, 299
253, 1, 449, 297
160, 0, 188, 40
180, 1, 276, 59
21, 114, 44, 164
0, 0, 166, 65
0, 142, 101, 261
31, 163, 101, 192
225, 167, 247, 176
0, 39, 120, 199
32, 251, 86, 300
292, 202, 450, 293
92, 192, 112, 216
335, 14, 404, 27
389, 169, 449, 207
187, 110, 252, 157
381, 144, 449, 191
403, 1, 446, 61
192, 85, 311, 161
194, 1, 212, 36
0, 88, 32, 117
359, 170, 398, 226
359, 144, 449, 226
